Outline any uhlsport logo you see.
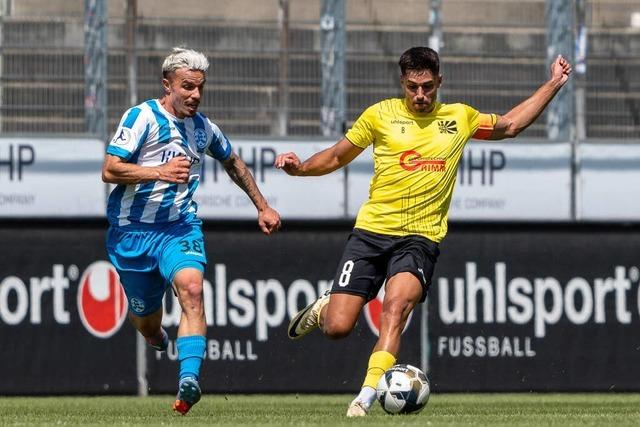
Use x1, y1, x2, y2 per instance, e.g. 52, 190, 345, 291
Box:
77, 261, 128, 338
399, 150, 446, 172
364, 285, 413, 337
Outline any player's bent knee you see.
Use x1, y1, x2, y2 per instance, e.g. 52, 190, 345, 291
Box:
322, 317, 355, 340
177, 280, 203, 299
176, 281, 205, 313
324, 326, 351, 340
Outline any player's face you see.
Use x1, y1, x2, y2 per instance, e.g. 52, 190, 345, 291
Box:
401, 70, 441, 114
162, 68, 206, 118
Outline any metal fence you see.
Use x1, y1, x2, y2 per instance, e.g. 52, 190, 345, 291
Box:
0, 0, 638, 139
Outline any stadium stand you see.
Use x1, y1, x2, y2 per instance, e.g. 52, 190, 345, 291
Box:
0, 0, 638, 138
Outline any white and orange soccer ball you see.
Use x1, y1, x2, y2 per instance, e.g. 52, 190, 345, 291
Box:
376, 364, 430, 414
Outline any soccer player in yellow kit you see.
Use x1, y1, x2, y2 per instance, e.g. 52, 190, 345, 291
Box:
275, 46, 572, 416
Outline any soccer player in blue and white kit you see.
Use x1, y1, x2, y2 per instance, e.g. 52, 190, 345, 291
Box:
102, 47, 281, 415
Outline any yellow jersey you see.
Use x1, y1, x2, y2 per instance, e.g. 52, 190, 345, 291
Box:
345, 98, 496, 242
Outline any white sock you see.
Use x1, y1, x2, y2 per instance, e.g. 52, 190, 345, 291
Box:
355, 386, 377, 408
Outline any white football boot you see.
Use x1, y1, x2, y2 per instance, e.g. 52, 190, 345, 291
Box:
287, 290, 330, 339
346, 398, 369, 417
346, 386, 376, 417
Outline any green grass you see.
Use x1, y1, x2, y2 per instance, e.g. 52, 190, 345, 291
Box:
2, 394, 640, 426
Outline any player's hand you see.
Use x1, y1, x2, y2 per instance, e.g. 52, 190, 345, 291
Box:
550, 55, 572, 86
274, 152, 303, 176
158, 155, 191, 183
258, 206, 281, 235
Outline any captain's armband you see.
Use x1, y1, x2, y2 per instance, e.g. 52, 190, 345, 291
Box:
472, 113, 498, 140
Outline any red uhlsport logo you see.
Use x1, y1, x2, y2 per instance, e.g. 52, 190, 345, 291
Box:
364, 285, 413, 337
77, 261, 128, 338
399, 150, 446, 172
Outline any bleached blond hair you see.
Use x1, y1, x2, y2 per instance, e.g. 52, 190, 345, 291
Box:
162, 47, 209, 77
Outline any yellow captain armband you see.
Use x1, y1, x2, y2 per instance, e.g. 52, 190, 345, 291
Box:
472, 113, 497, 140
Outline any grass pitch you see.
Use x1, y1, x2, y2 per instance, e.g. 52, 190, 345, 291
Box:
2, 393, 640, 426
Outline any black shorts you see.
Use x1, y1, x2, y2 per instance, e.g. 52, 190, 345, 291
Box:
330, 228, 440, 303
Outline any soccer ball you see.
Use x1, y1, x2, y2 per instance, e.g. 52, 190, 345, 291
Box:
376, 364, 430, 414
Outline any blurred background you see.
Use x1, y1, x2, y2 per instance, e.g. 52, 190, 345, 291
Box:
1, 0, 640, 396
1, 0, 637, 139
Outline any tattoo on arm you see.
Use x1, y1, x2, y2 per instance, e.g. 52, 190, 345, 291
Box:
223, 155, 266, 208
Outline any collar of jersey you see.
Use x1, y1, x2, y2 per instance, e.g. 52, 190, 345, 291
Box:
399, 98, 441, 119
154, 98, 186, 123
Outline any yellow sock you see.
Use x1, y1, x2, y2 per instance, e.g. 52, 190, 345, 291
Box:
362, 351, 396, 389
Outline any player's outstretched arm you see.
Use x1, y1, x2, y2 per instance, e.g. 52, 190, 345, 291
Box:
102, 154, 191, 184
222, 153, 281, 235
486, 55, 573, 140
274, 138, 364, 176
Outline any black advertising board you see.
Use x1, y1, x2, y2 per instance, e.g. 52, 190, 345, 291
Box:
2, 222, 640, 394
0, 223, 137, 395
428, 224, 640, 392
145, 227, 423, 393
0, 222, 421, 395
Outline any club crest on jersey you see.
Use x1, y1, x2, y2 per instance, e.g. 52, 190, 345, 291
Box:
438, 120, 457, 134
399, 150, 447, 172
112, 128, 132, 146
194, 128, 208, 152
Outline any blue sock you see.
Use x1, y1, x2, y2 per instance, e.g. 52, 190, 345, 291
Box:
176, 335, 206, 381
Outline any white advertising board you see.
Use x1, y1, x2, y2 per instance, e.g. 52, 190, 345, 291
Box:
0, 137, 106, 217
195, 140, 345, 219
348, 142, 572, 221
0, 137, 595, 223
579, 143, 640, 221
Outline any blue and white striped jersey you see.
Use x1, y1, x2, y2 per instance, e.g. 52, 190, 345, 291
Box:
106, 99, 232, 227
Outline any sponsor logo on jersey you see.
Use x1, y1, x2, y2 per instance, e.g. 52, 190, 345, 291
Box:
77, 261, 128, 338
399, 150, 447, 172
391, 119, 414, 125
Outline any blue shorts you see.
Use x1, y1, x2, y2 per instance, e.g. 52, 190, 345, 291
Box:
106, 218, 207, 316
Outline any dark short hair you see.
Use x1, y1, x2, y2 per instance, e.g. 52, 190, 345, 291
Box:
398, 47, 440, 76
